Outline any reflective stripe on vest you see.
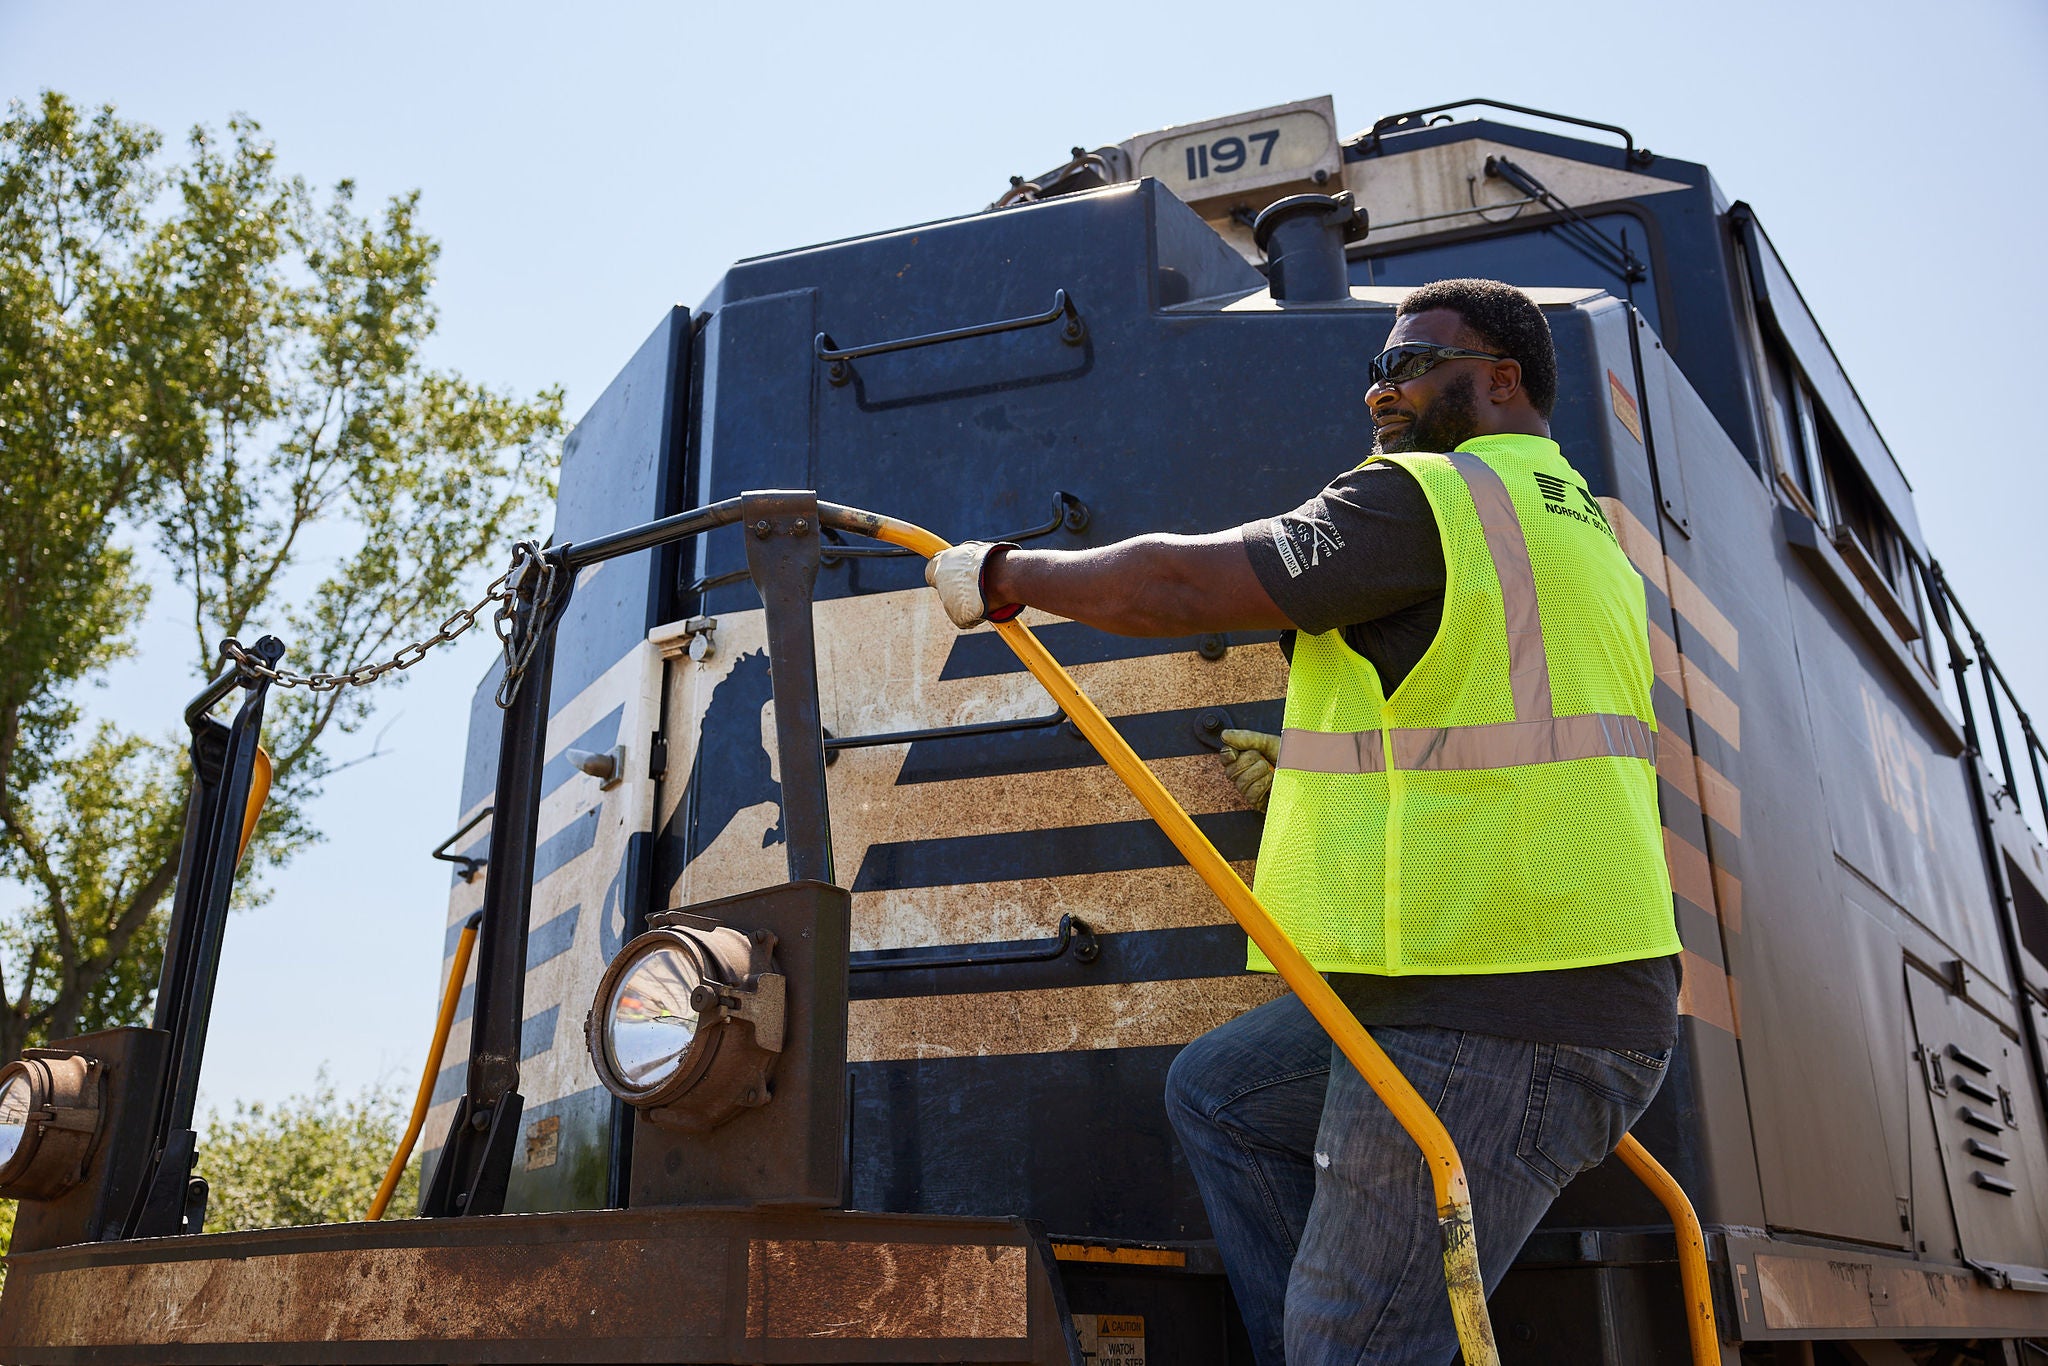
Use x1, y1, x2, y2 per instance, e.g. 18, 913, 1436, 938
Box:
1275, 451, 1648, 776
1281, 712, 1652, 774
1452, 453, 1551, 720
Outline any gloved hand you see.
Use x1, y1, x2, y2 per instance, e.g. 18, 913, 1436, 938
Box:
925, 540, 1022, 629
1218, 728, 1281, 812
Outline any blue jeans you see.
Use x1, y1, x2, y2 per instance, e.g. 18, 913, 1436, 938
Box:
1164, 993, 1668, 1366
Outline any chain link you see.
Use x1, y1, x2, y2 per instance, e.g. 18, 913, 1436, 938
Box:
492, 543, 561, 708
217, 540, 562, 708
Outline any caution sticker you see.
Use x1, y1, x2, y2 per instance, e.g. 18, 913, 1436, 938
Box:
1608, 369, 1644, 444
1074, 1313, 1146, 1363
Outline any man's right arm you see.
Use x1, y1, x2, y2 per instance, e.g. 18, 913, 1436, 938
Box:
931, 461, 1442, 638
981, 532, 1295, 637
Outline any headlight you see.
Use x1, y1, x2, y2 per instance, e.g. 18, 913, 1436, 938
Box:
587, 912, 785, 1131
605, 942, 707, 1092
0, 1051, 104, 1201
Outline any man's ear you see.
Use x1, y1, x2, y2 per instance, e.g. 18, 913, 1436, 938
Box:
1487, 358, 1524, 406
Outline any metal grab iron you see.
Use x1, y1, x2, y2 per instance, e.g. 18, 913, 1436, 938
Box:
820, 488, 1087, 561
848, 913, 1099, 974
814, 288, 1085, 387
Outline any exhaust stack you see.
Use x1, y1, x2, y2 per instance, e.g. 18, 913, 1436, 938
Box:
1254, 191, 1368, 302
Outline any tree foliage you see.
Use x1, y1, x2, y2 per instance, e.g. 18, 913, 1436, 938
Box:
0, 91, 564, 1060
199, 1078, 419, 1232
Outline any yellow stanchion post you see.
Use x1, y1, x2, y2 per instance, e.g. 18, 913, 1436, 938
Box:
368, 913, 481, 1221
1615, 1134, 1721, 1364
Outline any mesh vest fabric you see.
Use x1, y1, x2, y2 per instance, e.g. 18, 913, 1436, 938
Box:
1249, 434, 1680, 976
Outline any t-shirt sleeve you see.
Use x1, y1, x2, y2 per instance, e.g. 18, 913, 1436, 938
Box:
1237, 461, 1447, 637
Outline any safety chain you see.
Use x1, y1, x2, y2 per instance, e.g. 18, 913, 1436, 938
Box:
217, 540, 563, 710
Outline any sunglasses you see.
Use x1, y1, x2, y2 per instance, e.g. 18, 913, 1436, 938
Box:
1368, 342, 1508, 388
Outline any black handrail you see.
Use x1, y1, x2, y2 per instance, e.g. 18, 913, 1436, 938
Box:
559, 496, 746, 571
849, 914, 1099, 974
1352, 99, 1650, 165
814, 289, 1086, 387
824, 709, 1068, 761
1929, 561, 2048, 827
822, 490, 1088, 562
431, 806, 495, 883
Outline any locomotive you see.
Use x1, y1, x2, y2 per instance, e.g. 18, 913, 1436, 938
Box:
1, 96, 2043, 1365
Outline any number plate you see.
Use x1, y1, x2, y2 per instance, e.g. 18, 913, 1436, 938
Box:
1127, 96, 1341, 211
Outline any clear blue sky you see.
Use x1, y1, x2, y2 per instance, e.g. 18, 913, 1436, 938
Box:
4, 0, 2044, 1117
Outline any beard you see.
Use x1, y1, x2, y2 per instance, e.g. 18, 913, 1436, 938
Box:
1374, 372, 1483, 455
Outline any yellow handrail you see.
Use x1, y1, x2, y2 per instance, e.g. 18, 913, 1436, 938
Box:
369, 913, 481, 1220
835, 505, 1503, 1360
1614, 1134, 1720, 1365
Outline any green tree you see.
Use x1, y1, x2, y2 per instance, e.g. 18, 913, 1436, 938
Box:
199, 1078, 419, 1231
0, 91, 564, 1061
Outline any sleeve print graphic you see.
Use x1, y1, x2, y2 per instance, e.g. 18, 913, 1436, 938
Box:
1268, 497, 1347, 579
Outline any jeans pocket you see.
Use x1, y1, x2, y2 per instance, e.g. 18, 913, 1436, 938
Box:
1527, 1044, 1669, 1186
1513, 1044, 1574, 1189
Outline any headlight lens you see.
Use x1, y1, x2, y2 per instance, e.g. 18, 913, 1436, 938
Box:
0, 1073, 29, 1167
588, 916, 782, 1128
605, 943, 706, 1092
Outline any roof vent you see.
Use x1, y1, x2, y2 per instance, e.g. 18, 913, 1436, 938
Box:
1253, 192, 1368, 303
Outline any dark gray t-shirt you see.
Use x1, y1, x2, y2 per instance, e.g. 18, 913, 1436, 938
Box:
1238, 460, 1680, 1052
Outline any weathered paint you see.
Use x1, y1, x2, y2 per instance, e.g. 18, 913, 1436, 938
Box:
0, 1208, 1069, 1364
848, 976, 1285, 1063
747, 1239, 1029, 1340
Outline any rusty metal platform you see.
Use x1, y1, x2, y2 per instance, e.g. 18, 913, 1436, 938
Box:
0, 1207, 1077, 1364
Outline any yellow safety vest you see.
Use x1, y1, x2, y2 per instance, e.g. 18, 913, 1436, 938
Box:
1250, 433, 1680, 976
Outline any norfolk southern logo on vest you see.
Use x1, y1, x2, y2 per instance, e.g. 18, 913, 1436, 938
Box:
1532, 471, 1618, 542
1270, 500, 1346, 579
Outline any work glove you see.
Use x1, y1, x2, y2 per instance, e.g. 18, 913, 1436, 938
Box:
925, 540, 1022, 630
1218, 728, 1281, 812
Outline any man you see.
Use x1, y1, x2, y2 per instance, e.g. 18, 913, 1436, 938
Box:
925, 278, 1681, 1365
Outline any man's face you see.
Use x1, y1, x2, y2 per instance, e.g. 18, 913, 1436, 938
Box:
1368, 308, 1493, 455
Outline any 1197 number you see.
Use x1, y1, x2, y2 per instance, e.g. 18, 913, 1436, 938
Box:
1184, 129, 1281, 181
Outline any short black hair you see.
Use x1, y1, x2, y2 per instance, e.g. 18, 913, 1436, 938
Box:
1396, 279, 1558, 418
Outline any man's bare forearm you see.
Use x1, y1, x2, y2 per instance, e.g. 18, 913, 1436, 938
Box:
984, 532, 1293, 637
